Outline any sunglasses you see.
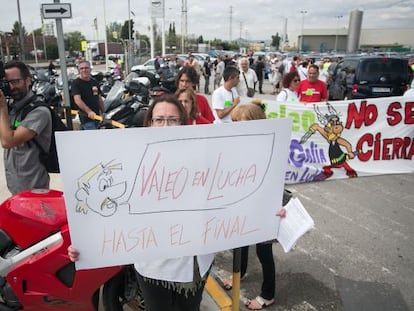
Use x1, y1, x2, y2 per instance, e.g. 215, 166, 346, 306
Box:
293, 79, 300, 82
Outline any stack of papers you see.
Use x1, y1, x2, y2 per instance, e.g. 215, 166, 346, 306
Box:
277, 198, 315, 252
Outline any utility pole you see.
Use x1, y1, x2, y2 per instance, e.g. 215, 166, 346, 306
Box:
17, 0, 25, 61
239, 21, 243, 44
40, 7, 48, 61
181, 0, 187, 53
229, 6, 233, 42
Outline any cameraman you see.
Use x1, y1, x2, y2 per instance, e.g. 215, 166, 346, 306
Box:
0, 61, 52, 194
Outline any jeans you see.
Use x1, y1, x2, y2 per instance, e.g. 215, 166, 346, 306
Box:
81, 120, 99, 130
204, 75, 210, 94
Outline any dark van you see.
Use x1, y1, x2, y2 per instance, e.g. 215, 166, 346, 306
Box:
328, 56, 410, 100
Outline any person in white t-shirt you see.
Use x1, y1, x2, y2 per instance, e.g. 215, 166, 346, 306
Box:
404, 80, 414, 97
276, 72, 300, 103
212, 66, 241, 123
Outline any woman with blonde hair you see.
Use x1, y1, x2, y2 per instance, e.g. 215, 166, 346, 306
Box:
231, 99, 266, 122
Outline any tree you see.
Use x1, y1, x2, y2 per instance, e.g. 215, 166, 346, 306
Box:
197, 35, 204, 44
11, 21, 27, 37
33, 28, 43, 36
167, 22, 178, 52
135, 32, 150, 56
209, 38, 239, 51
120, 19, 134, 41
64, 31, 85, 54
271, 33, 281, 50
106, 22, 122, 43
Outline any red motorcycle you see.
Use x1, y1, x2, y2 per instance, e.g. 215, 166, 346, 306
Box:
0, 189, 144, 310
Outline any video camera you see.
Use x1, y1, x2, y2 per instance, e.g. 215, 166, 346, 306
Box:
0, 60, 11, 96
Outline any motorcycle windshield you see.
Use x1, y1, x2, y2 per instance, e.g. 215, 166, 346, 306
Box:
35, 69, 50, 82
104, 80, 125, 112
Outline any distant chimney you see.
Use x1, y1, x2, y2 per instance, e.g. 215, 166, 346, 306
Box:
347, 10, 364, 53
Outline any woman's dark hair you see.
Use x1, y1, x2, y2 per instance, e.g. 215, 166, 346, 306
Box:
175, 66, 198, 88
4, 61, 32, 79
175, 87, 198, 120
143, 94, 188, 127
282, 72, 300, 88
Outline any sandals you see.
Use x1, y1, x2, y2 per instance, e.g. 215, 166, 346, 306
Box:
245, 296, 275, 310
222, 278, 232, 290
220, 272, 248, 290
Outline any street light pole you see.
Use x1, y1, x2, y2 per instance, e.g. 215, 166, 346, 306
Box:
127, 0, 132, 74
17, 0, 25, 61
103, 0, 109, 72
334, 15, 343, 52
300, 10, 307, 52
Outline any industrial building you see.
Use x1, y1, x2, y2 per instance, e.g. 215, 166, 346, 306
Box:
297, 10, 414, 53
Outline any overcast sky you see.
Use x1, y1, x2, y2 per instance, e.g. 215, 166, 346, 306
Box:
1, 0, 413, 43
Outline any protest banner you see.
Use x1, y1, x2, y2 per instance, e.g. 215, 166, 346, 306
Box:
260, 96, 414, 183
56, 119, 292, 269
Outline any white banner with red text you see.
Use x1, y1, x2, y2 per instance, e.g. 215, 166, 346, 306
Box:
261, 96, 414, 183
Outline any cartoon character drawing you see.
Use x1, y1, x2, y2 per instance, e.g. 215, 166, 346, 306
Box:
300, 103, 358, 179
75, 160, 127, 217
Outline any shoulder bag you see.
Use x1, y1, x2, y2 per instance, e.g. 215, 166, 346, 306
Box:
242, 72, 255, 97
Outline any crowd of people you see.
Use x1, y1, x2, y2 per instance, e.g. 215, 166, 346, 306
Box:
2, 52, 414, 310
157, 52, 336, 106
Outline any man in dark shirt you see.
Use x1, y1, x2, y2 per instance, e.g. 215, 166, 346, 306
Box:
202, 56, 212, 94
71, 60, 104, 130
255, 56, 266, 94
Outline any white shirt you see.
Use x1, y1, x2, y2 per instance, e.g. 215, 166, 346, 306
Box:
134, 253, 215, 282
212, 86, 238, 123
236, 68, 258, 97
319, 69, 329, 82
404, 88, 414, 97
276, 88, 299, 103
297, 66, 308, 81
215, 61, 225, 75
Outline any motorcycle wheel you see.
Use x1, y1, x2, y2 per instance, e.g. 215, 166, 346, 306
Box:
102, 267, 145, 310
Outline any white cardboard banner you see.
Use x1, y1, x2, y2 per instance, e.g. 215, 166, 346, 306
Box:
56, 119, 292, 270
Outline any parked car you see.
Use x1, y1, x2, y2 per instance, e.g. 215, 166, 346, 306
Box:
55, 56, 76, 66
93, 55, 105, 61
131, 58, 156, 72
328, 56, 410, 100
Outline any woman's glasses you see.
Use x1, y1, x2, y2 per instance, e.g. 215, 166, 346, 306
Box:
151, 117, 181, 126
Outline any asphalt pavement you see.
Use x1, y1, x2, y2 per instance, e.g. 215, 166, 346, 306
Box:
1, 76, 413, 311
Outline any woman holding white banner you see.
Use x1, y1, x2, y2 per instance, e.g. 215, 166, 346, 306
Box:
68, 95, 214, 311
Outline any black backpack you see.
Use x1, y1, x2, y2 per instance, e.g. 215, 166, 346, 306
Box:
20, 100, 68, 173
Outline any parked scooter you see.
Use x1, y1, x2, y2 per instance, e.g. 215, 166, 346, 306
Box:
0, 189, 144, 310
98, 70, 123, 98
31, 68, 62, 115
130, 67, 176, 104
100, 72, 151, 129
